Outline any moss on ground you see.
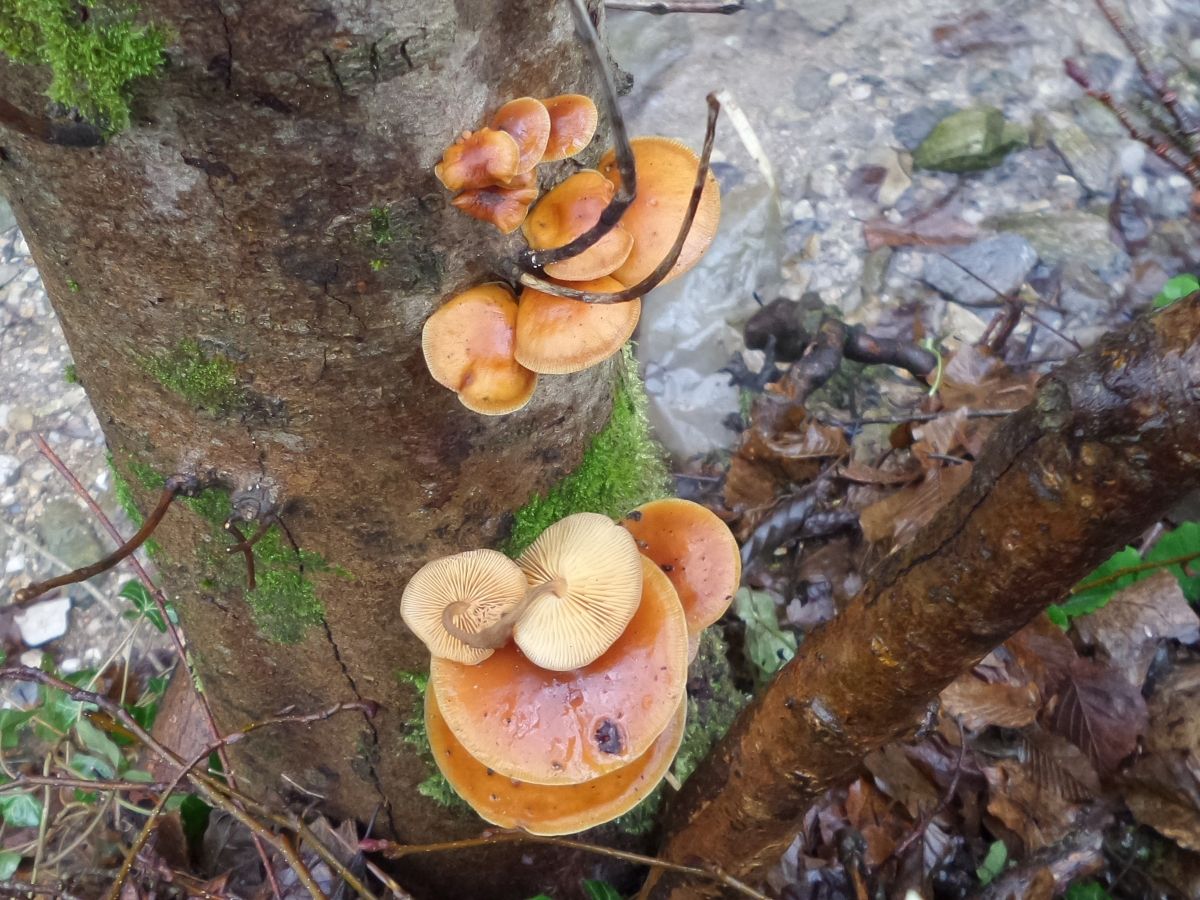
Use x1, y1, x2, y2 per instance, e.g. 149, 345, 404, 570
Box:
505, 345, 671, 556
141, 339, 246, 416
396, 671, 469, 811
0, 0, 166, 134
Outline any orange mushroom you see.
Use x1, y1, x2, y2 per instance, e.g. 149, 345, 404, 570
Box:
620, 499, 741, 659
514, 277, 641, 374
422, 284, 538, 415
434, 128, 522, 192
427, 683, 686, 835
451, 171, 539, 234
522, 170, 633, 282
490, 98, 552, 175
429, 556, 688, 784
598, 136, 721, 286
541, 94, 599, 162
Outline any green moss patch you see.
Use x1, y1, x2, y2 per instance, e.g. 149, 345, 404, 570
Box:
106, 452, 162, 556
0, 0, 166, 134
141, 339, 246, 416
396, 672, 469, 811
505, 345, 670, 556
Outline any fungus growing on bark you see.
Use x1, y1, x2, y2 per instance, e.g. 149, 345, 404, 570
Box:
522, 170, 634, 281
429, 555, 688, 784
514, 278, 641, 375
513, 512, 644, 670
421, 284, 537, 415
490, 97, 552, 175
434, 128, 522, 192
541, 94, 599, 162
450, 171, 539, 234
426, 682, 686, 834
400, 549, 529, 665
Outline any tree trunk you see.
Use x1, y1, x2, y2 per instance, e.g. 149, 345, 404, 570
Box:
646, 297, 1200, 897
1, 1, 619, 892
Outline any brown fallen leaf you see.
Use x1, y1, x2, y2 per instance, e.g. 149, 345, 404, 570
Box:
763, 421, 850, 461
940, 675, 1041, 730
1044, 656, 1149, 775
859, 461, 972, 547
864, 744, 941, 820
863, 202, 978, 251
984, 754, 1086, 852
938, 343, 1038, 415
836, 459, 923, 486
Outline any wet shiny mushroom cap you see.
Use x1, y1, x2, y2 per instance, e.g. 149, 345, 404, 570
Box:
451, 171, 539, 234
400, 549, 530, 665
522, 170, 633, 282
426, 682, 686, 835
434, 128, 522, 192
429, 555, 688, 784
541, 94, 599, 162
490, 97, 552, 175
514, 512, 643, 670
421, 284, 538, 415
598, 136, 721, 287
514, 277, 641, 375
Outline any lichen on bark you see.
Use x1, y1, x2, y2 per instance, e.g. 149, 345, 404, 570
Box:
140, 339, 246, 416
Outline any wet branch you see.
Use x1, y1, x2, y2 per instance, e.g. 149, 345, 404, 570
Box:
606, 1, 744, 12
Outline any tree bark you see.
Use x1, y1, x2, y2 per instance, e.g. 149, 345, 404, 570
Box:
648, 297, 1200, 897
1, 1, 618, 892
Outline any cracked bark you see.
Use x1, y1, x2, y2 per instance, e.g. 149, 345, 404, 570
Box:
646, 296, 1200, 897
1, 1, 619, 895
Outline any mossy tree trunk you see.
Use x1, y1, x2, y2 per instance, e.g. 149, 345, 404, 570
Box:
1, 1, 629, 894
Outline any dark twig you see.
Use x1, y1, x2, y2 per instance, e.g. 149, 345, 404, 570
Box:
889, 718, 967, 864
13, 473, 200, 605
515, 92, 721, 303
224, 519, 263, 590
0, 774, 169, 794
843, 326, 937, 377
605, 0, 744, 13
518, 0, 637, 272
361, 832, 770, 900
0, 98, 104, 148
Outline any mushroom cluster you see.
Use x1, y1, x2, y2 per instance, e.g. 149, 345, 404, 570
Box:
424, 94, 722, 416
400, 501, 740, 834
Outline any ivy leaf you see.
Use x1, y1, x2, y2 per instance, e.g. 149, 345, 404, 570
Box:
1066, 883, 1112, 900
0, 791, 43, 828
0, 850, 20, 880
733, 588, 796, 685
75, 717, 123, 772
0, 709, 34, 751
120, 580, 167, 632
976, 839, 1008, 885
70, 753, 117, 781
1153, 274, 1199, 309
582, 881, 622, 900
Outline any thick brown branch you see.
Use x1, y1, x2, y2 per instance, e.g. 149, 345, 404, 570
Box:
648, 295, 1200, 897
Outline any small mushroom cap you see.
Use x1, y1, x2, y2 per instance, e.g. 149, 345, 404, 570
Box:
621, 499, 742, 642
514, 512, 643, 670
514, 278, 640, 375
401, 549, 530, 665
422, 284, 538, 415
427, 682, 686, 835
451, 178, 540, 234
598, 137, 721, 286
434, 128, 521, 192
522, 171, 633, 281
490, 97, 552, 175
541, 94, 599, 162
430, 555, 688, 784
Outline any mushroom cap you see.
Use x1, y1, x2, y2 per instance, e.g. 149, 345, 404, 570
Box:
427, 682, 686, 835
522, 171, 633, 282
490, 97, 552, 175
514, 278, 641, 375
429, 555, 688, 784
451, 179, 540, 234
434, 128, 522, 192
621, 498, 742, 641
422, 284, 538, 415
541, 94, 599, 162
598, 137, 721, 286
514, 512, 643, 670
400, 549, 530, 665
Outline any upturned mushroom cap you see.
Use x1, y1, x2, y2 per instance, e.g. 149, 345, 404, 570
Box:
451, 178, 540, 234
514, 512, 643, 670
514, 278, 640, 375
400, 549, 530, 665
422, 284, 538, 415
598, 137, 721, 286
621, 499, 741, 645
434, 128, 522, 192
426, 682, 686, 835
541, 94, 599, 162
522, 170, 633, 282
490, 97, 552, 175
429, 555, 688, 784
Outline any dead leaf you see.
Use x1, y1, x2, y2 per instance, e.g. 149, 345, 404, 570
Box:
1022, 730, 1101, 803
864, 744, 941, 820
836, 459, 922, 486
941, 676, 1041, 729
1004, 619, 1078, 695
1073, 571, 1199, 687
938, 343, 1038, 414
911, 408, 970, 465
864, 203, 978, 251
763, 421, 850, 460
844, 780, 904, 867
859, 462, 972, 547
984, 757, 1083, 851
1044, 656, 1148, 775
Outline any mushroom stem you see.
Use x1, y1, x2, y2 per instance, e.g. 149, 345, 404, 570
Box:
442, 577, 567, 650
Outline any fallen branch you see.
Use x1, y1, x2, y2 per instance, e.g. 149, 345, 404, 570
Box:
646, 295, 1200, 896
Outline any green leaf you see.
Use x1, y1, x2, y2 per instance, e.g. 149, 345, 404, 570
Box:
74, 789, 99, 804
123, 769, 156, 783
0, 791, 43, 828
0, 709, 34, 751
1146, 521, 1200, 603
732, 588, 796, 685
120, 580, 166, 632
75, 717, 123, 772
70, 753, 117, 780
1065, 882, 1112, 900
0, 850, 20, 880
1153, 274, 1199, 309
976, 839, 1008, 885
180, 794, 212, 853
582, 881, 622, 900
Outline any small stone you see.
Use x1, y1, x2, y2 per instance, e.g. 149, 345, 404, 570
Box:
849, 82, 872, 101
793, 66, 833, 113
0, 454, 19, 486
36, 498, 106, 570
15, 597, 71, 647
5, 553, 25, 574
789, 0, 850, 36
828, 72, 848, 88
991, 209, 1128, 276
808, 164, 841, 198
1050, 123, 1114, 195
791, 199, 815, 221
893, 103, 959, 151
922, 234, 1038, 306
913, 106, 1028, 173
2, 406, 33, 433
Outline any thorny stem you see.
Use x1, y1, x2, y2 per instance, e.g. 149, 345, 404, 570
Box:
518, 0, 637, 272
360, 832, 771, 900
606, 0, 744, 11
516, 92, 721, 303
13, 474, 200, 605
442, 578, 567, 649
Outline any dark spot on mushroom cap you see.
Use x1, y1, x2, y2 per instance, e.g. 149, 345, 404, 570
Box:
626, 510, 643, 521
594, 718, 625, 755
661, 563, 674, 573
